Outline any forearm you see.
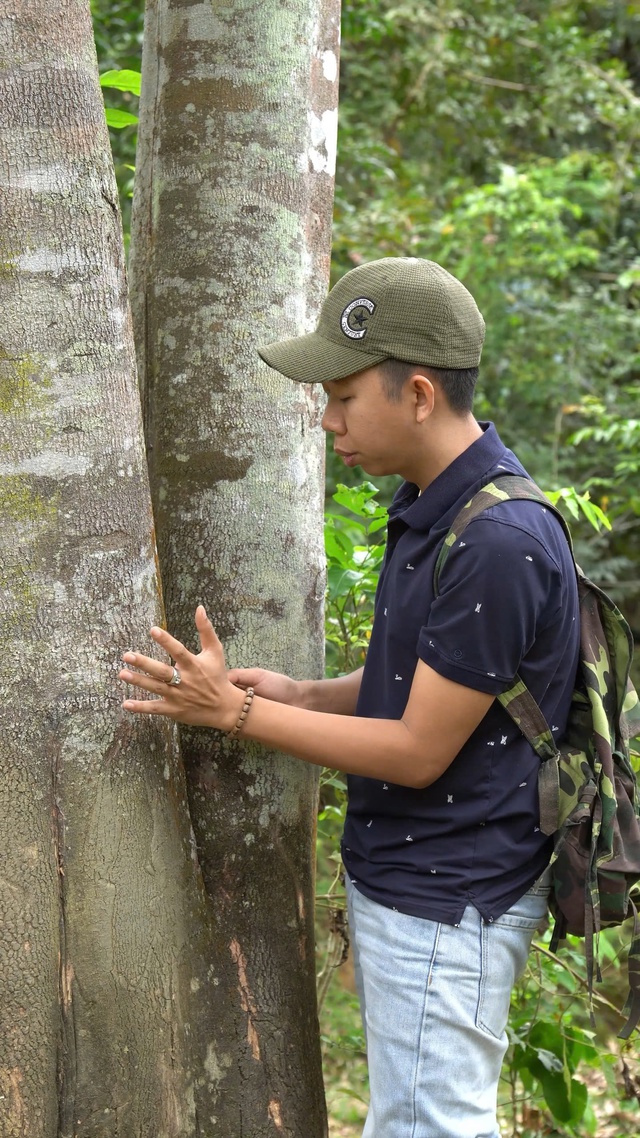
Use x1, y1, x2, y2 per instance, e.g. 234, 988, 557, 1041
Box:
296, 667, 364, 716
122, 619, 491, 786
241, 695, 428, 788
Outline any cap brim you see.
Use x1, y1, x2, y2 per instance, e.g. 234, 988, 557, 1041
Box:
258, 330, 389, 384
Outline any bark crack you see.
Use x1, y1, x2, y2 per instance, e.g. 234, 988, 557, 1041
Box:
100, 187, 119, 215
53, 752, 77, 1138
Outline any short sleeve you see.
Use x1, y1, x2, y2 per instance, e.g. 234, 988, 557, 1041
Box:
417, 516, 562, 695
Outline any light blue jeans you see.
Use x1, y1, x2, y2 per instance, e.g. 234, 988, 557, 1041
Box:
345, 870, 550, 1138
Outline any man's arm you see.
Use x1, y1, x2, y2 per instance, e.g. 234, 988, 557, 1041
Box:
226, 665, 363, 716
239, 659, 492, 788
120, 613, 493, 790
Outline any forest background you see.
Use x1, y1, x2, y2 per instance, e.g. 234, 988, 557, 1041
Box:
92, 1, 640, 1135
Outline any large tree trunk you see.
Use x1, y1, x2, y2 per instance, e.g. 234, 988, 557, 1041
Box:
129, 0, 340, 1133
0, 3, 226, 1134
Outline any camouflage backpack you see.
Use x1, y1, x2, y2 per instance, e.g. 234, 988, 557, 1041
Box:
435, 474, 640, 1039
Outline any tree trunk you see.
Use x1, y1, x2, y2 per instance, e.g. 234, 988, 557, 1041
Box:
0, 3, 228, 1134
129, 1, 340, 1133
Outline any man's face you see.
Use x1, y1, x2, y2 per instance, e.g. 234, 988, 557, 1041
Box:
321, 365, 419, 479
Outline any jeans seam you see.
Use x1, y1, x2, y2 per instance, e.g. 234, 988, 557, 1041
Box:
410, 920, 442, 1138
478, 921, 489, 1036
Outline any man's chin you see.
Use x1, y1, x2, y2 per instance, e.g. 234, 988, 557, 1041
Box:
359, 459, 392, 477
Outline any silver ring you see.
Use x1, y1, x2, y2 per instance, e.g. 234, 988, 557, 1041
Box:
166, 665, 181, 686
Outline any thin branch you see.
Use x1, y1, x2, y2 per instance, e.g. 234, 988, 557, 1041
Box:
578, 60, 640, 108
531, 940, 623, 1017
461, 71, 536, 92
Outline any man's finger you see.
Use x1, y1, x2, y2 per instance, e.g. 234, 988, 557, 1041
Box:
150, 625, 192, 662
122, 651, 176, 683
120, 669, 173, 697
195, 604, 222, 653
122, 698, 169, 715
228, 668, 262, 687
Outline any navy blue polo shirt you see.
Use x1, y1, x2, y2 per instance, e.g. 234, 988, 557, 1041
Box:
342, 423, 580, 926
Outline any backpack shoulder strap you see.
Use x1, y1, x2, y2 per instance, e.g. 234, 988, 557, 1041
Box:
433, 474, 573, 589
433, 473, 571, 836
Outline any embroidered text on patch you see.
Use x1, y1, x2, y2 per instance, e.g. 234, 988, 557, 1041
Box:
340, 297, 376, 339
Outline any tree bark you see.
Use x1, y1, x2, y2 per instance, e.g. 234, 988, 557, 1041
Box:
0, 3, 228, 1134
129, 1, 340, 1134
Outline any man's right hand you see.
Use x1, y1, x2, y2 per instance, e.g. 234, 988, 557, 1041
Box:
226, 666, 364, 716
226, 667, 303, 707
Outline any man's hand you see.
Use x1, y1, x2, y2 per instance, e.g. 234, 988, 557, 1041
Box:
119, 605, 245, 731
226, 667, 302, 707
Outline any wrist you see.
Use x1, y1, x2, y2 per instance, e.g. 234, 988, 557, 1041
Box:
294, 679, 313, 710
221, 683, 249, 733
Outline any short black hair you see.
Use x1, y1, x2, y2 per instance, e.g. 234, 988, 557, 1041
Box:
378, 359, 478, 415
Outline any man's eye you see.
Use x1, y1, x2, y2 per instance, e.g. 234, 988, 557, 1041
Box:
340, 396, 352, 403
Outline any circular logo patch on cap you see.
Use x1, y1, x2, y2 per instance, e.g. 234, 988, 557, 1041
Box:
340, 297, 376, 340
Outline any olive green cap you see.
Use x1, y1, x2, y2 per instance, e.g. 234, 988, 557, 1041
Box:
258, 257, 485, 383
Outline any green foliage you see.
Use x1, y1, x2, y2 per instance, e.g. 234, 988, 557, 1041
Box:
92, 1, 143, 227
318, 481, 385, 944
324, 482, 387, 677
99, 68, 141, 96
545, 486, 611, 532
100, 70, 140, 131
332, 0, 640, 633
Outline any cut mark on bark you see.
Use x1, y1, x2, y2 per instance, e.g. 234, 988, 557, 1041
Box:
229, 938, 261, 1061
0, 1068, 25, 1131
61, 960, 74, 1009
268, 1098, 283, 1129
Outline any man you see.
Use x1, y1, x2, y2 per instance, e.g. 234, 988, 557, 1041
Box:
120, 258, 580, 1138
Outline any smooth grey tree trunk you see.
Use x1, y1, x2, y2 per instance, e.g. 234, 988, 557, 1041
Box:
0, 3, 230, 1134
130, 1, 340, 1134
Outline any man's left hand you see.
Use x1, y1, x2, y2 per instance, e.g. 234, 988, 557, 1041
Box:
119, 604, 245, 731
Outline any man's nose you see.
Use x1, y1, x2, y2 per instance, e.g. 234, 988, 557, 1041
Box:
321, 403, 342, 434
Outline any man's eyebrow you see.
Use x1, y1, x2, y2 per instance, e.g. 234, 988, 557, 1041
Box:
323, 378, 350, 394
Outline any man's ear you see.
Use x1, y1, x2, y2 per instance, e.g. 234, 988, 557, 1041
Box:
411, 373, 435, 423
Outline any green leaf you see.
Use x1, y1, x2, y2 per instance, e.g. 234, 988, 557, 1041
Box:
327, 566, 366, 599
100, 69, 142, 96
540, 1071, 588, 1125
333, 482, 385, 518
105, 108, 139, 129
324, 526, 357, 569
536, 1047, 564, 1073
528, 1019, 565, 1056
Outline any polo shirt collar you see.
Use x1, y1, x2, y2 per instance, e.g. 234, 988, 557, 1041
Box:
389, 422, 509, 532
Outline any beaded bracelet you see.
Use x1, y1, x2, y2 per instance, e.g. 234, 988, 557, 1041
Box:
227, 687, 255, 738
